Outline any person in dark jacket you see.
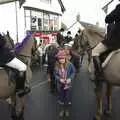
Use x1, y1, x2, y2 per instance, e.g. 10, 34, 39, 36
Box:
0, 33, 30, 96
56, 28, 65, 47
47, 44, 59, 93
65, 31, 72, 43
92, 4, 120, 81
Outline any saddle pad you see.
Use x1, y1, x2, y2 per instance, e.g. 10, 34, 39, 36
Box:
102, 49, 120, 68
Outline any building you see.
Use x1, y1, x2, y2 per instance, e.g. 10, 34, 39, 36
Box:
66, 20, 105, 38
65, 19, 105, 48
102, 0, 119, 15
0, 0, 65, 43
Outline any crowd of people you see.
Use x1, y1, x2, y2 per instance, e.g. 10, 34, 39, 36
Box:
45, 28, 83, 107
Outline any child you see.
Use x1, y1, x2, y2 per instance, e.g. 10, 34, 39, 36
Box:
54, 50, 75, 105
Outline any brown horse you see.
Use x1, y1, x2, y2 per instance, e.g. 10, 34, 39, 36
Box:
78, 27, 120, 120
0, 32, 33, 120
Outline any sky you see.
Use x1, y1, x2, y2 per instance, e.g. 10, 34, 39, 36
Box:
61, 0, 120, 28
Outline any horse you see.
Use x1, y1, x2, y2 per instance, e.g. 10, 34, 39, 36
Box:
45, 43, 59, 93
30, 38, 41, 67
78, 27, 120, 120
0, 31, 33, 120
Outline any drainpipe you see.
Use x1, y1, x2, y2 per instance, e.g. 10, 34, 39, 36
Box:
15, 0, 19, 43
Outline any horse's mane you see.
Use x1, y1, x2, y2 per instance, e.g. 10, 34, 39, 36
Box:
83, 28, 106, 48
86, 28, 105, 38
15, 32, 32, 55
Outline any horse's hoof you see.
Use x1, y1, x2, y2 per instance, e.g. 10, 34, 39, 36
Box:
104, 110, 112, 116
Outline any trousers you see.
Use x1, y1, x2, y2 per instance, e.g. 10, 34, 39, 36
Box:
92, 42, 108, 56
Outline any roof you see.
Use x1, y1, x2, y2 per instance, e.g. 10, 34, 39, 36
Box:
67, 20, 106, 48
0, 0, 25, 8
0, 0, 16, 4
80, 21, 105, 36
0, 0, 65, 13
67, 20, 105, 37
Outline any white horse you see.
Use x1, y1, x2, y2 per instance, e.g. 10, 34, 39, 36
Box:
78, 27, 120, 120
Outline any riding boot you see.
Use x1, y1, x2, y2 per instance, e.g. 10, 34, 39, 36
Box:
93, 56, 104, 81
22, 71, 31, 94
15, 71, 31, 97
15, 71, 25, 97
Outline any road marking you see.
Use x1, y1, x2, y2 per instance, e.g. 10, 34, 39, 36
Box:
31, 80, 48, 89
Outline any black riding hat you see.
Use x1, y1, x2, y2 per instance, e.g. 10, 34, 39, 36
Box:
67, 31, 71, 34
60, 28, 64, 32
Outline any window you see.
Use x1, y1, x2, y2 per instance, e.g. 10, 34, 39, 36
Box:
31, 11, 38, 30
31, 11, 43, 31
24, 9, 31, 31
37, 12, 43, 31
54, 15, 59, 31
24, 9, 60, 32
43, 13, 50, 31
50, 14, 54, 31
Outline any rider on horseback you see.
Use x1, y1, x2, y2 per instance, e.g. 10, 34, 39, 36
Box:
65, 31, 73, 43
92, 4, 120, 81
0, 33, 30, 97
57, 28, 65, 47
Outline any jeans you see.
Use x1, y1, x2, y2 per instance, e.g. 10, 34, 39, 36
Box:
58, 87, 72, 104
92, 42, 107, 56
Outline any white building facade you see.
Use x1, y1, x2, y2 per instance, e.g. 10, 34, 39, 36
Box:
0, 0, 65, 43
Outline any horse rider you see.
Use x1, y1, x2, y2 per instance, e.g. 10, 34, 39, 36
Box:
65, 31, 73, 44
0, 33, 30, 97
92, 4, 120, 81
47, 43, 59, 93
56, 28, 65, 47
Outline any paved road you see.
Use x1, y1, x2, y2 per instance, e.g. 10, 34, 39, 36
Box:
1, 60, 120, 120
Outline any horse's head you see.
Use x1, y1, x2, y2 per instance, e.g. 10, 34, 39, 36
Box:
15, 32, 33, 57
81, 28, 105, 48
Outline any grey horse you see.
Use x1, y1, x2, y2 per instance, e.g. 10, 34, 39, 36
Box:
78, 27, 120, 120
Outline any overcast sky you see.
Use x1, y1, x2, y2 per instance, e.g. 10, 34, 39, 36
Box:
61, 0, 120, 28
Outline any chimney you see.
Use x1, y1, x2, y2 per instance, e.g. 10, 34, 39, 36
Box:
96, 22, 99, 26
76, 13, 80, 22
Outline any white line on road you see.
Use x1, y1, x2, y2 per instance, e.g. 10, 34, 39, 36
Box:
31, 80, 48, 89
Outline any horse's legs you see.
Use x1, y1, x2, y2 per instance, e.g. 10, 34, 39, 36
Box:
95, 81, 103, 120
105, 83, 112, 115
10, 95, 25, 120
80, 54, 84, 65
87, 50, 92, 73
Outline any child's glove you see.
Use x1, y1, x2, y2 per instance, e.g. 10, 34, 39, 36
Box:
60, 79, 65, 84
66, 78, 71, 84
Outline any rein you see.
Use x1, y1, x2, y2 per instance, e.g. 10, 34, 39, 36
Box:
19, 54, 31, 58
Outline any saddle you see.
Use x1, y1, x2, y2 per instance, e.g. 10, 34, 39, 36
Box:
100, 49, 120, 68
0, 65, 17, 84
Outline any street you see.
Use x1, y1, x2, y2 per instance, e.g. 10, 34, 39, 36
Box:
0, 60, 120, 120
